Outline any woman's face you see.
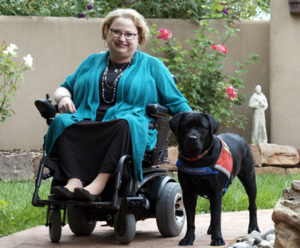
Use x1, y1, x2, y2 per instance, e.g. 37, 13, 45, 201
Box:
107, 17, 139, 63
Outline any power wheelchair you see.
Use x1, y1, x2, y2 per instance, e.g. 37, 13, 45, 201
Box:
32, 93, 185, 244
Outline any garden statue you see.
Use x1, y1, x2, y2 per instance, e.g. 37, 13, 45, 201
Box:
248, 84, 268, 144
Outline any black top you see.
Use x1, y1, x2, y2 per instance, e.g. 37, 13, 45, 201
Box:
96, 60, 130, 121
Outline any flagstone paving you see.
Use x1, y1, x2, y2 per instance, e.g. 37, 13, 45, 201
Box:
0, 209, 274, 248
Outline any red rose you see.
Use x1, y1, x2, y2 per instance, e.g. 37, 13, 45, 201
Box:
211, 44, 228, 54
157, 28, 172, 40
226, 86, 238, 101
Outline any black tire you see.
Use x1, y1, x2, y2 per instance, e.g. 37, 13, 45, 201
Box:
156, 182, 185, 237
67, 205, 96, 236
114, 212, 136, 244
49, 209, 62, 243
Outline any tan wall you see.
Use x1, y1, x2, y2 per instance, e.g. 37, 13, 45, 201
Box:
0, 16, 270, 150
270, 0, 300, 148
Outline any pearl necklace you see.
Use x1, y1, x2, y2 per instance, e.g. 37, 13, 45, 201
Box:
101, 57, 132, 104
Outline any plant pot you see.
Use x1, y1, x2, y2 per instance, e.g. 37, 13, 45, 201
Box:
289, 0, 300, 14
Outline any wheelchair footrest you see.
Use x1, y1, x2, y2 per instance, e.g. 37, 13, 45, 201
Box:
34, 197, 116, 209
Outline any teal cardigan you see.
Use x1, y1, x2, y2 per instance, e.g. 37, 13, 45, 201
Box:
45, 50, 192, 181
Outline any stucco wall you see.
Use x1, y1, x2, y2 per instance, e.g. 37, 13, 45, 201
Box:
270, 0, 300, 147
0, 16, 270, 150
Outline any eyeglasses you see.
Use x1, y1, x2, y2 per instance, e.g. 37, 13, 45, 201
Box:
109, 28, 138, 40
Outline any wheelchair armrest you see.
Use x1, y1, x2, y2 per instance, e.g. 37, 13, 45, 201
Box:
146, 104, 170, 118
34, 94, 58, 121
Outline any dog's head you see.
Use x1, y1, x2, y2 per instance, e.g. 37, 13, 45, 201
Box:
169, 112, 218, 160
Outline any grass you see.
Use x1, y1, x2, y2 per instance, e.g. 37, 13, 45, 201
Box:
0, 180, 51, 236
196, 173, 300, 214
0, 173, 299, 236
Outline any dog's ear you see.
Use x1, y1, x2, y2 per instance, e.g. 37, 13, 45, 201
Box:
203, 113, 218, 134
169, 112, 184, 134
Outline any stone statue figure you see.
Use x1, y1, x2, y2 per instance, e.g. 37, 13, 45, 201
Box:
248, 85, 268, 144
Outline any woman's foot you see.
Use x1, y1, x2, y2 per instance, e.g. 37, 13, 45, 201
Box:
64, 178, 83, 192
73, 188, 102, 202
52, 186, 74, 199
73, 173, 111, 201
82, 173, 111, 195
52, 178, 82, 200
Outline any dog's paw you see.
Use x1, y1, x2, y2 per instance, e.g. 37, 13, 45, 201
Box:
210, 237, 225, 246
179, 234, 195, 246
179, 239, 194, 246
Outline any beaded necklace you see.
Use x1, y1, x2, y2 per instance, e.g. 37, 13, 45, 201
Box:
101, 57, 132, 104
111, 60, 129, 74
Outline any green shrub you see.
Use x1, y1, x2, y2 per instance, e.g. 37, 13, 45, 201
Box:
0, 0, 108, 18
0, 42, 33, 122
0, 0, 269, 20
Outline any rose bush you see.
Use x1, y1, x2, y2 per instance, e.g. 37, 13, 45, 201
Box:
0, 42, 33, 122
150, 21, 259, 128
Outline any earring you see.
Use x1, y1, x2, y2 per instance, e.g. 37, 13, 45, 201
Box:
104, 40, 108, 48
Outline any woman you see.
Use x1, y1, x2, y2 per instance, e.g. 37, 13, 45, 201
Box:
47, 8, 192, 201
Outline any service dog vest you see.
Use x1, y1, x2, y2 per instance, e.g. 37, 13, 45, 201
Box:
176, 138, 233, 180
176, 138, 233, 196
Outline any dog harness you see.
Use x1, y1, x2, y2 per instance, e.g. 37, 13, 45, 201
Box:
176, 138, 233, 194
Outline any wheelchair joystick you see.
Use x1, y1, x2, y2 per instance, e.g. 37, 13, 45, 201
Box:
35, 94, 58, 125
46, 93, 51, 102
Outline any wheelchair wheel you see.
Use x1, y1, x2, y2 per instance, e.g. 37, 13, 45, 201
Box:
114, 212, 136, 244
156, 182, 185, 237
49, 209, 62, 243
67, 205, 96, 236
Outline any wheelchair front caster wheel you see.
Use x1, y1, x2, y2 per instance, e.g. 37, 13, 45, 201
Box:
156, 182, 185, 237
114, 212, 136, 244
49, 209, 62, 243
67, 205, 96, 236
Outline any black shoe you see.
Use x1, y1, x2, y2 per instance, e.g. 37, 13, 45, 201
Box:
74, 188, 102, 202
52, 186, 74, 200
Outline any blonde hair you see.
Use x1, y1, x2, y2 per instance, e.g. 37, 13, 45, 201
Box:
101, 8, 149, 46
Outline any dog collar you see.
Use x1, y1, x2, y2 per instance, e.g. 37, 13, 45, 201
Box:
180, 149, 209, 162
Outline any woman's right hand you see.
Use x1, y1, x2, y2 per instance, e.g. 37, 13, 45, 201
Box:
58, 96, 76, 113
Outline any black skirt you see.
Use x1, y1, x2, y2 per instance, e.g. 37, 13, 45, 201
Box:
54, 119, 131, 182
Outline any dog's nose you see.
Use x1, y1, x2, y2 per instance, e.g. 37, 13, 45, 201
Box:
188, 135, 198, 141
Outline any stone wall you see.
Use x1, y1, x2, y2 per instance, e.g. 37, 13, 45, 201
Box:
1, 142, 299, 181
165, 144, 300, 175
0, 150, 41, 181
251, 143, 300, 175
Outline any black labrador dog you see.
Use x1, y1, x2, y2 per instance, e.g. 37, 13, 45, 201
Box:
169, 112, 260, 246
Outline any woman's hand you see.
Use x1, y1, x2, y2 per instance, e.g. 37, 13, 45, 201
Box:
58, 96, 76, 113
